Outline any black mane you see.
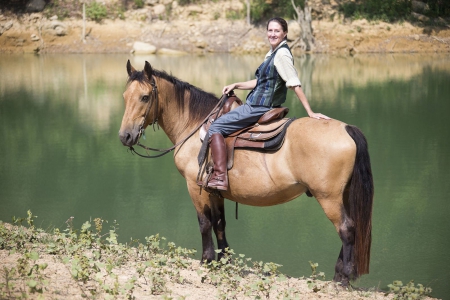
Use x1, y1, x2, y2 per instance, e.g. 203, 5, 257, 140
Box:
127, 68, 220, 124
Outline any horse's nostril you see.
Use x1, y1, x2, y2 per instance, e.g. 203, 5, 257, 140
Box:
119, 131, 133, 146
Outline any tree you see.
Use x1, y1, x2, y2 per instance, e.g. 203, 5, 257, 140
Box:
290, 0, 315, 52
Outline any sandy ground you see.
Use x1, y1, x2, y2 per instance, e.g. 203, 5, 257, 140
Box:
0, 14, 449, 54
0, 247, 411, 300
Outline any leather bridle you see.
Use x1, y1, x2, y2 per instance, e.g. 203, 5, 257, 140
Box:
129, 76, 226, 158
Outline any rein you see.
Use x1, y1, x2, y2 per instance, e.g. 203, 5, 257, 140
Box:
129, 78, 226, 159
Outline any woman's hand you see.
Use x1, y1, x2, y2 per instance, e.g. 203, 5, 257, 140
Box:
222, 84, 236, 95
308, 112, 331, 120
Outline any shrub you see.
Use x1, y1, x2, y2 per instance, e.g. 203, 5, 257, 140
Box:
86, 1, 108, 22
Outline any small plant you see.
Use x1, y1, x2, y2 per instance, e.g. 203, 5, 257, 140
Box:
86, 1, 108, 22
306, 261, 325, 292
388, 280, 432, 300
134, 0, 144, 9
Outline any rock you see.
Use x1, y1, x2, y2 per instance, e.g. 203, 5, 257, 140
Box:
157, 48, 188, 55
172, 1, 178, 9
26, 0, 46, 12
153, 4, 166, 16
29, 13, 42, 22
411, 12, 430, 22
194, 39, 207, 49
44, 21, 67, 36
132, 41, 157, 54
49, 15, 58, 21
187, 5, 202, 15
145, 0, 158, 5
414, 34, 420, 41
160, 0, 172, 5
411, 1, 429, 13
31, 34, 40, 41
3, 20, 13, 31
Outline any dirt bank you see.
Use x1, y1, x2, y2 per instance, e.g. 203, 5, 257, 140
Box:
1, 9, 449, 54
1, 221, 438, 300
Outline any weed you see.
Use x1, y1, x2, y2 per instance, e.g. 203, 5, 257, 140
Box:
86, 1, 108, 22
388, 280, 432, 300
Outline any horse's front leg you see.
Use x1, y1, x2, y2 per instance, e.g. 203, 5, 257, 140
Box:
209, 193, 229, 260
187, 182, 216, 263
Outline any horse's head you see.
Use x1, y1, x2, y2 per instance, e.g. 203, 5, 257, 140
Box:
119, 60, 158, 147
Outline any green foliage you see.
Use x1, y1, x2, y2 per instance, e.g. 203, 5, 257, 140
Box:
43, 0, 82, 20
134, 0, 145, 9
306, 261, 326, 292
388, 280, 432, 300
0, 212, 198, 298
339, 0, 411, 22
425, 0, 450, 18
86, 1, 108, 22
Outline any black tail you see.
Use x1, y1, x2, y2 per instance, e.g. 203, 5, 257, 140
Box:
345, 125, 374, 276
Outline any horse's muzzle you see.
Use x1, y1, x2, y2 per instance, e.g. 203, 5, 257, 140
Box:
119, 129, 140, 147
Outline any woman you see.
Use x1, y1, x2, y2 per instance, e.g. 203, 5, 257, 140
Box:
206, 17, 330, 191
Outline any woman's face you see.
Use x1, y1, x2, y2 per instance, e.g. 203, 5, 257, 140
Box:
267, 21, 287, 50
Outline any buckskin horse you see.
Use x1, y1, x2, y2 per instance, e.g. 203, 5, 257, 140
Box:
119, 60, 374, 285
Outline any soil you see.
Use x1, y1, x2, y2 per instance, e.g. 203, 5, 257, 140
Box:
0, 242, 411, 300
0, 7, 449, 55
0, 216, 439, 300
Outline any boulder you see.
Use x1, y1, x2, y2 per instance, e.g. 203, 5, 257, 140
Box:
44, 21, 67, 36
411, 12, 430, 22
411, 1, 429, 13
3, 20, 13, 31
187, 5, 203, 15
153, 4, 166, 16
26, 0, 46, 12
132, 41, 157, 54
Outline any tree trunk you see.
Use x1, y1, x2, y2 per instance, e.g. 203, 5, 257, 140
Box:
246, 0, 250, 25
290, 0, 315, 52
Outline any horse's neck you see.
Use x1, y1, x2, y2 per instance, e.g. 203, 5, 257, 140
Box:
156, 80, 200, 145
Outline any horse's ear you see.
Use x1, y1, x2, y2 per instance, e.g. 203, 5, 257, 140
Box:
126, 60, 136, 77
144, 61, 153, 80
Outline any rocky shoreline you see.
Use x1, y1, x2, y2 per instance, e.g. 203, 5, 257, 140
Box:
1, 0, 450, 55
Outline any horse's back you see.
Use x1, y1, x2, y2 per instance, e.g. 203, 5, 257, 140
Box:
224, 117, 356, 205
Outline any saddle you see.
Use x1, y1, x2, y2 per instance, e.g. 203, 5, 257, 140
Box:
199, 93, 295, 170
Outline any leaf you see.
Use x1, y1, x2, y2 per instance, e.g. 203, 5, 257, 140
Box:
27, 279, 38, 288
29, 251, 39, 261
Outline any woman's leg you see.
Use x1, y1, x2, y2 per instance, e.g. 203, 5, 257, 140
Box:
207, 104, 271, 191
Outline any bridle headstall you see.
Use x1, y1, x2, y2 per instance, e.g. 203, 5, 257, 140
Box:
129, 76, 226, 159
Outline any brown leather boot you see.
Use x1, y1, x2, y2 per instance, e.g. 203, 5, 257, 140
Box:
207, 133, 228, 191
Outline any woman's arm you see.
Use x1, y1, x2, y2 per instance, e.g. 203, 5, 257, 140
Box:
292, 85, 331, 120
222, 79, 257, 95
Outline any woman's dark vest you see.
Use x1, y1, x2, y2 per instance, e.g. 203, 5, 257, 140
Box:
246, 43, 291, 107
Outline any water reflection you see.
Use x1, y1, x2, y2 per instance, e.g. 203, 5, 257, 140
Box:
1, 53, 450, 299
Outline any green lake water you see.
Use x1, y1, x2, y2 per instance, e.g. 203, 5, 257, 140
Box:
1, 53, 449, 299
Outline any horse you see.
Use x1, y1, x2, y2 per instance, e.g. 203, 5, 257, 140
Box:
119, 60, 374, 285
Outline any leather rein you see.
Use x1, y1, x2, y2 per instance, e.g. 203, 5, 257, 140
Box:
129, 76, 226, 159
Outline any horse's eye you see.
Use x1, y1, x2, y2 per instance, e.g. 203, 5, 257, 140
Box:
141, 95, 149, 102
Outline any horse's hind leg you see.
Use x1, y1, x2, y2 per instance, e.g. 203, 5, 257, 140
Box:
333, 212, 356, 285
317, 196, 356, 286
